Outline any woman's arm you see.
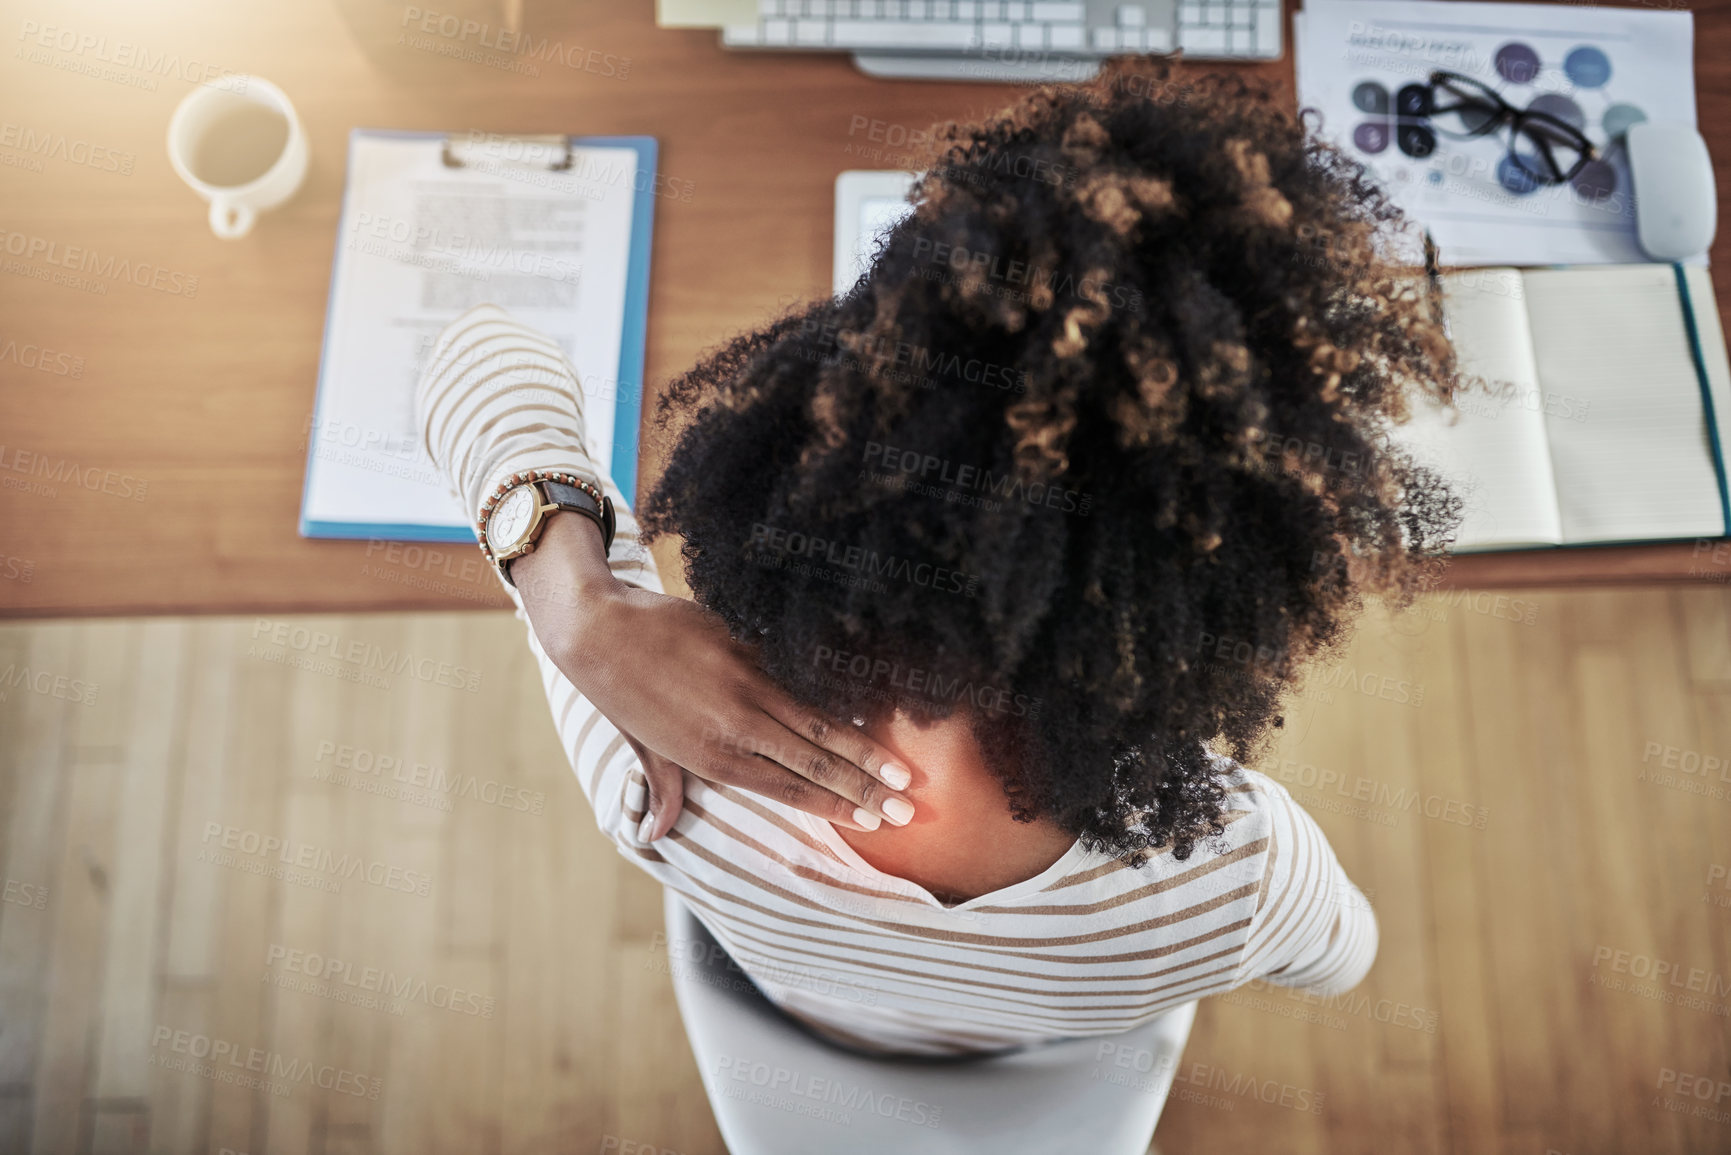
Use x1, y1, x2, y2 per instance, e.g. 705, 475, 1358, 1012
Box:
415, 304, 916, 839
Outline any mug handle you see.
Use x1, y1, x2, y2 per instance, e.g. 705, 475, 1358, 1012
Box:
209, 198, 256, 240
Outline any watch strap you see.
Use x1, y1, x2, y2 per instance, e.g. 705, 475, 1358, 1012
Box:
540, 479, 616, 556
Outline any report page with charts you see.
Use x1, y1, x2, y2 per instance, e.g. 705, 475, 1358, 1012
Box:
1295, 0, 1696, 265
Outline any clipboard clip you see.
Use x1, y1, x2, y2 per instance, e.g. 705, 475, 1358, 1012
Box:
442, 133, 573, 172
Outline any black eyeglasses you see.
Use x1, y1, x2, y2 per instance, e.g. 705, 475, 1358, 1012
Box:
1411, 70, 1597, 187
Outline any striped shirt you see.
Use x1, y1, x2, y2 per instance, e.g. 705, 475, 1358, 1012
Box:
416, 303, 1379, 1057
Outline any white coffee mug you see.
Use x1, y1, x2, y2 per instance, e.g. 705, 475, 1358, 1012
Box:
167, 76, 308, 240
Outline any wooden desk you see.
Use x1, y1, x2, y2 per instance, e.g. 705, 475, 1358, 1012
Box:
2, 0, 1729, 618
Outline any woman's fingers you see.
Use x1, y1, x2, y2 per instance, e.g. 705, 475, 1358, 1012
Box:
713, 751, 892, 832
642, 754, 687, 841
624, 734, 686, 842
760, 694, 914, 792
711, 724, 916, 830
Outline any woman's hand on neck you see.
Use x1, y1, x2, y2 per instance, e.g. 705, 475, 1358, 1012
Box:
835, 708, 1076, 902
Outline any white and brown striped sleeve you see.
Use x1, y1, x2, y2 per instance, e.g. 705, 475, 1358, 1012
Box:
414, 303, 663, 841
1233, 772, 1379, 995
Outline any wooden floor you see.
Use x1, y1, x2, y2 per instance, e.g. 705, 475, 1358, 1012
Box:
1, 588, 1729, 1154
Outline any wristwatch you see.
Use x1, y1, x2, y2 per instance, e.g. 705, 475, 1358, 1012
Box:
478, 470, 615, 586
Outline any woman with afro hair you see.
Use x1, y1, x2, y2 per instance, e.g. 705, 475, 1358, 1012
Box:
416, 56, 1462, 1056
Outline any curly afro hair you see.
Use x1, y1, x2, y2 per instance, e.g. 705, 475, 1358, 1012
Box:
641, 57, 1463, 865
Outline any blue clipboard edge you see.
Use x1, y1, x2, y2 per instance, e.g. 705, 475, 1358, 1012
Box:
298, 128, 657, 544
301, 519, 476, 543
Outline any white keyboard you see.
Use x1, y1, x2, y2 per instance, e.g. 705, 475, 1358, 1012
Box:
721, 0, 1282, 69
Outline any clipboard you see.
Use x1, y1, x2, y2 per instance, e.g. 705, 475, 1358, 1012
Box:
299, 128, 657, 542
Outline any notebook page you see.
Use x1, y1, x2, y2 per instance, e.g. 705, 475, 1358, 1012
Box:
1390, 268, 1563, 550
302, 133, 639, 535
1524, 266, 1727, 544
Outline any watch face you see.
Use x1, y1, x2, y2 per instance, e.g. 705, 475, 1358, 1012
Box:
487, 485, 537, 551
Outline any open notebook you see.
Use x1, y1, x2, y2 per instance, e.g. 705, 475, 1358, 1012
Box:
1392, 264, 1731, 552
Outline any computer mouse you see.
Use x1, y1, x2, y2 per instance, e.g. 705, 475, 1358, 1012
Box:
1626, 121, 1717, 261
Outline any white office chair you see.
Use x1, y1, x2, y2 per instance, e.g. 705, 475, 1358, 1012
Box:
663, 890, 1196, 1155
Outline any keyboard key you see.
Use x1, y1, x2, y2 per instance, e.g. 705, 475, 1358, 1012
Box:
1047, 22, 1085, 48
828, 18, 980, 47
1253, 16, 1280, 54
729, 0, 1272, 60
1178, 24, 1227, 52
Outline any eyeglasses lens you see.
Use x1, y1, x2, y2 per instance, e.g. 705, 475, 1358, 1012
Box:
1511, 121, 1588, 183
1430, 77, 1504, 138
